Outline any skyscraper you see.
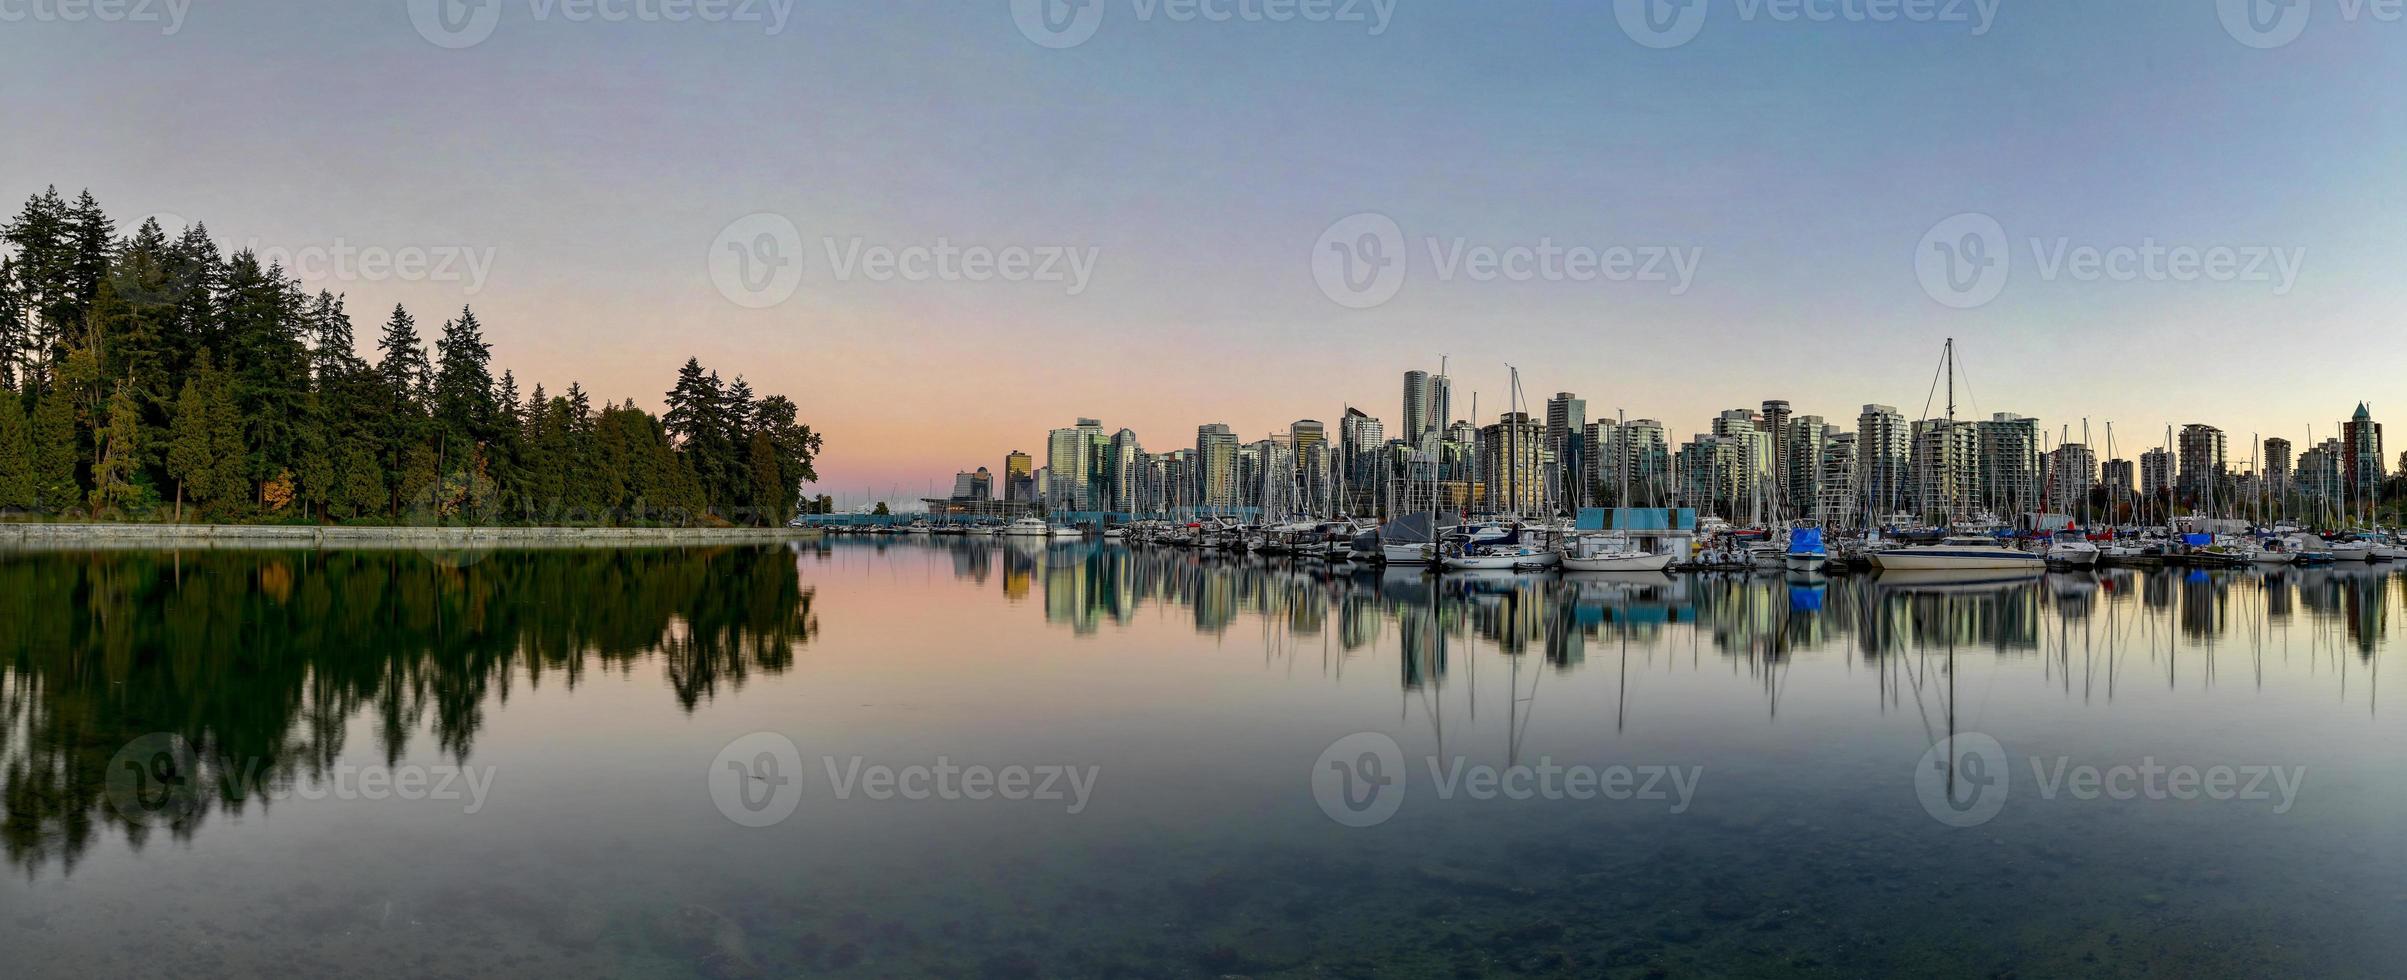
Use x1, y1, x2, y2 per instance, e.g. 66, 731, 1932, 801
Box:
2177, 424, 2228, 503
1105, 428, 1142, 512
2139, 448, 2172, 498
1856, 404, 1911, 517
1046, 422, 1096, 510
1546, 392, 1586, 508
1428, 373, 1452, 440
1621, 419, 1669, 506
1292, 419, 1330, 516
1479, 412, 1546, 515
1401, 371, 1430, 449
1909, 419, 1977, 520
2046, 442, 2095, 512
1339, 408, 1384, 515
2343, 403, 2384, 505
1782, 415, 1826, 511
2264, 437, 2292, 500
1759, 400, 1792, 509
1002, 450, 1033, 502
1975, 413, 2039, 515
1196, 423, 1239, 510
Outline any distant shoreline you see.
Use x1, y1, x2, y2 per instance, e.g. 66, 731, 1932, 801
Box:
0, 523, 823, 551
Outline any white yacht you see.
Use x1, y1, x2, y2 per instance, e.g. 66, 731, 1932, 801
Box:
1870, 536, 2046, 572
1004, 518, 1050, 538
1560, 532, 1675, 572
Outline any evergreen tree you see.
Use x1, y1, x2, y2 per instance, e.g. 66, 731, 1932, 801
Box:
0, 255, 23, 392
89, 381, 146, 515
433, 306, 497, 445
0, 394, 35, 510
29, 385, 79, 512
166, 369, 214, 520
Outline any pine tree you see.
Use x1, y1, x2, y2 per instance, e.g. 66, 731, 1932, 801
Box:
335, 440, 384, 520
29, 385, 79, 512
0, 256, 23, 392
203, 355, 248, 509
89, 381, 146, 515
0, 394, 35, 510
433, 306, 497, 445
166, 369, 213, 520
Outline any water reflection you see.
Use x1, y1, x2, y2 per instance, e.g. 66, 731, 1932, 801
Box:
851, 538, 2397, 678
0, 546, 816, 876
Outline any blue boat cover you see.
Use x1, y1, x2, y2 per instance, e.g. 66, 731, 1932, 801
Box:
1787, 527, 1824, 554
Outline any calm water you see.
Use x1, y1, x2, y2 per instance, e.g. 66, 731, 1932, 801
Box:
5, 540, 2405, 978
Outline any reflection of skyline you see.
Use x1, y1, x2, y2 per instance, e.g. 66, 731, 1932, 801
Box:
868, 540, 2406, 680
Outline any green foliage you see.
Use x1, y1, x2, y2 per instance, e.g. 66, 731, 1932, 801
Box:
0, 188, 823, 525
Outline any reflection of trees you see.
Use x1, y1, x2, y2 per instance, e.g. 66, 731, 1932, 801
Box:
0, 546, 815, 876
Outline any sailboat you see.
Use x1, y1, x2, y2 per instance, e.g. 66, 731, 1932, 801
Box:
1868, 340, 2044, 575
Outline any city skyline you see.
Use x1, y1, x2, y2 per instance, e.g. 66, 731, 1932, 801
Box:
8, 3, 2404, 508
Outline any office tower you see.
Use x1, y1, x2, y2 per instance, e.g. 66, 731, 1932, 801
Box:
1760, 400, 1792, 509
2177, 424, 2228, 502
2263, 437, 2292, 499
1782, 415, 1827, 511
951, 471, 982, 501
1546, 392, 1586, 508
2102, 458, 2134, 499
1856, 404, 1910, 517
2343, 403, 2384, 504
1620, 419, 1669, 506
1712, 409, 1773, 519
1584, 418, 1619, 505
1909, 418, 1978, 521
1339, 408, 1384, 515
1002, 450, 1034, 502
1046, 423, 1094, 510
2139, 448, 2172, 498
2047, 443, 2096, 512
1402, 371, 1430, 449
1428, 373, 1452, 440
1196, 423, 1240, 509
1817, 431, 1858, 526
1975, 413, 2040, 515
1479, 412, 1546, 515
1105, 429, 1141, 512
1292, 419, 1330, 516
2298, 439, 2342, 501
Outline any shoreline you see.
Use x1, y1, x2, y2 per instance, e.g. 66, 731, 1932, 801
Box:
0, 523, 824, 551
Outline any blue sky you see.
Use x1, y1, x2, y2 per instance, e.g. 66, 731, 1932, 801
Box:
4, 1, 2402, 503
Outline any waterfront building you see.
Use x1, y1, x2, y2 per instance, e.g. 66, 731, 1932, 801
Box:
1196, 423, 1240, 510
1402, 371, 1431, 449
1856, 404, 1911, 517
1816, 431, 1858, 526
1584, 418, 1619, 505
1976, 413, 2040, 517
1621, 419, 1670, 507
1428, 373, 1453, 441
1045, 421, 1099, 510
2178, 424, 2228, 505
1479, 412, 1547, 515
1909, 419, 1978, 521
2138, 449, 2171, 499
1547, 392, 1586, 509
1339, 408, 1384, 514
2264, 437, 2293, 500
1712, 409, 1775, 520
1782, 415, 1827, 512
1760, 400, 1793, 510
2046, 442, 2096, 513
2102, 458, 2134, 502
1002, 450, 1034, 502
950, 467, 993, 502
2343, 403, 2385, 505
1292, 419, 1331, 516
2298, 439, 2343, 503
1105, 429, 1141, 512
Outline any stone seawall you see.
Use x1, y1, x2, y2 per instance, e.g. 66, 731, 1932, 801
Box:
0, 523, 824, 550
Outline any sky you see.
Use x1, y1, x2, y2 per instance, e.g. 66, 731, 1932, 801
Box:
4, 1, 2404, 508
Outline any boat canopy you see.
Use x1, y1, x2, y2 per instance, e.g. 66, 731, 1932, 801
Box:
1786, 527, 1824, 554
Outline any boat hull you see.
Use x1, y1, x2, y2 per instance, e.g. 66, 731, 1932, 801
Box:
1871, 551, 2046, 572
1562, 553, 1674, 573
1382, 544, 1434, 565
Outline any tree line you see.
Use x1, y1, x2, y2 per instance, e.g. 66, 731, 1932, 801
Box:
0, 187, 820, 525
